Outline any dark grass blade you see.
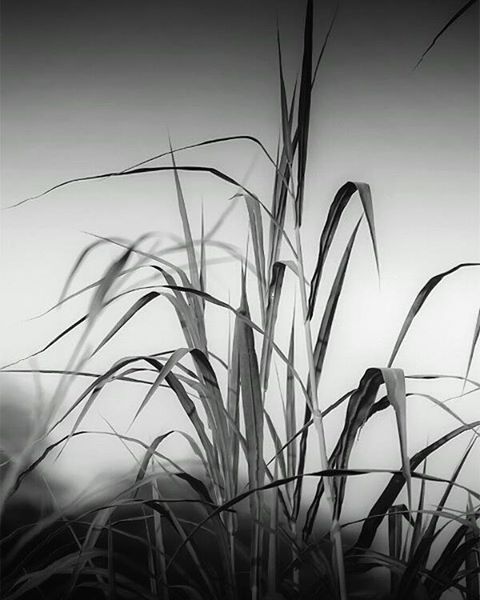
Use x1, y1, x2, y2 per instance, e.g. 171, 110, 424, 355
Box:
89, 245, 136, 320
120, 134, 277, 173
302, 367, 383, 539
267, 71, 299, 274
130, 348, 191, 427
7, 164, 298, 259
388, 263, 480, 367
267, 133, 296, 275
9, 429, 182, 499
237, 272, 265, 599
353, 420, 480, 551
189, 348, 231, 496
285, 313, 297, 484
409, 458, 428, 557
277, 28, 294, 168
1, 314, 89, 370
149, 265, 203, 349
245, 194, 267, 323
3, 280, 195, 373
57, 238, 108, 307
463, 306, 480, 391
263, 408, 287, 485
294, 219, 362, 524
295, 0, 313, 228
172, 472, 215, 506
199, 206, 206, 296
8, 162, 249, 201
21, 272, 307, 401
134, 432, 176, 484
311, 2, 339, 87
426, 525, 479, 600
388, 505, 404, 594
3, 551, 107, 600
465, 498, 480, 600
169, 150, 202, 292
311, 218, 362, 387
47, 356, 219, 479
265, 388, 354, 473
170, 145, 207, 351
380, 368, 411, 510
415, 0, 478, 68
29, 264, 146, 320
345, 547, 469, 597
307, 182, 379, 319
90, 291, 160, 357
396, 435, 477, 597
165, 466, 480, 576
226, 315, 241, 496
260, 261, 286, 390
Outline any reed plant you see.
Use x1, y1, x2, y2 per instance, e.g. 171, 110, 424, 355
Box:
1, 1, 479, 599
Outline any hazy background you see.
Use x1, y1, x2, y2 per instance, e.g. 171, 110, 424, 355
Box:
1, 0, 478, 514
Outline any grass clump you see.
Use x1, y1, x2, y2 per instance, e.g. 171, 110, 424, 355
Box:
1, 1, 479, 599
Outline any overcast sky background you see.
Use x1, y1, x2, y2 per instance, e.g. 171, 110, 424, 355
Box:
1, 0, 478, 511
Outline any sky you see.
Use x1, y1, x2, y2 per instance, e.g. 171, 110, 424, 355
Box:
1, 0, 479, 512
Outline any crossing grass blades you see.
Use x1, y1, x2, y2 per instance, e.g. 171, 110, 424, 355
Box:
1, 1, 479, 599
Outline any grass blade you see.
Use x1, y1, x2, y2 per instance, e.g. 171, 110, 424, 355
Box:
90, 291, 160, 357
415, 0, 478, 68
388, 263, 480, 367
245, 194, 267, 323
237, 272, 265, 600
295, 0, 313, 228
388, 505, 404, 594
463, 306, 480, 391
307, 182, 378, 319
465, 497, 480, 600
380, 368, 411, 510
260, 261, 286, 390
295, 219, 362, 526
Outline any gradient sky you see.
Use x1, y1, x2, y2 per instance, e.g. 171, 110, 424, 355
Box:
1, 0, 479, 509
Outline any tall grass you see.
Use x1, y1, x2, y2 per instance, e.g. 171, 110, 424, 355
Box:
1, 2, 479, 599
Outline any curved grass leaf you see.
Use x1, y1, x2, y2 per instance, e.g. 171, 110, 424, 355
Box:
307, 182, 379, 319
134, 431, 176, 484
8, 163, 299, 262
415, 0, 478, 68
121, 134, 277, 177
90, 291, 160, 357
388, 263, 480, 367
